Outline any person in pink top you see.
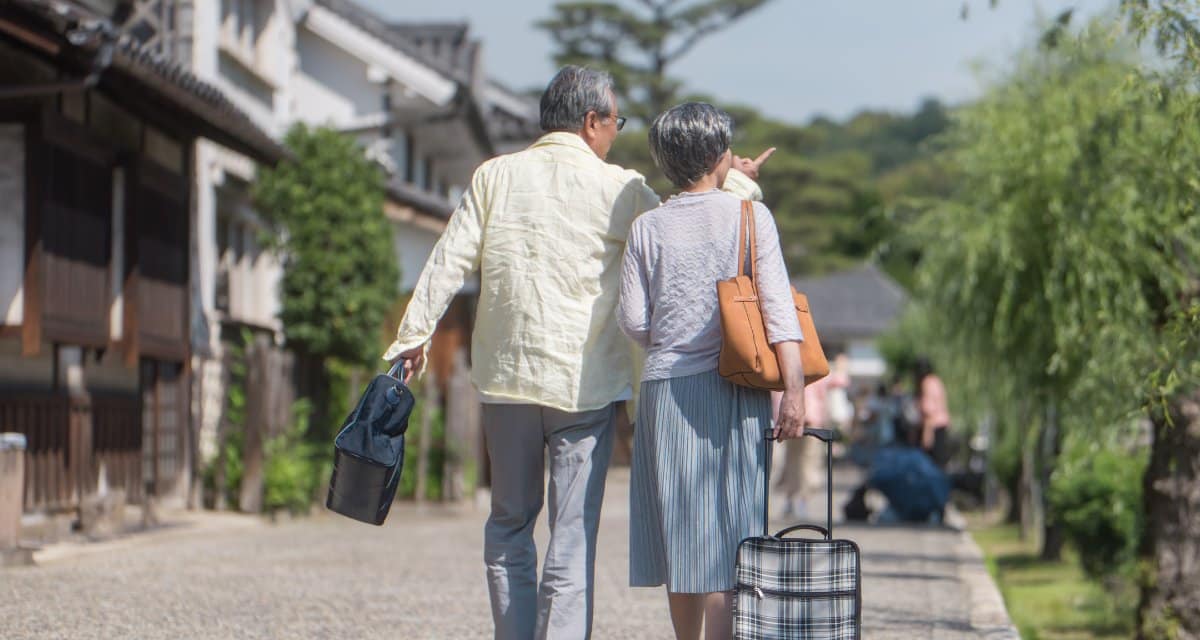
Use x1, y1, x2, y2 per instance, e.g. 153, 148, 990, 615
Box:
913, 357, 952, 468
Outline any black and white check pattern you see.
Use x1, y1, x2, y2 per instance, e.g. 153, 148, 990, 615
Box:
733, 536, 862, 640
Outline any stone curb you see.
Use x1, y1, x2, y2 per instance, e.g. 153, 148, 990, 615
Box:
957, 530, 1021, 639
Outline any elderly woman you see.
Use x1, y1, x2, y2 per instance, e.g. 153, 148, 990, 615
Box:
618, 103, 808, 640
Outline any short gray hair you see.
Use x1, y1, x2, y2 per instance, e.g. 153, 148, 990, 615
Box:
648, 102, 733, 188
539, 65, 615, 132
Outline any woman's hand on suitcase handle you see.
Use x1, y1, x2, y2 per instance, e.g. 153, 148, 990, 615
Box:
773, 341, 807, 440
774, 388, 806, 440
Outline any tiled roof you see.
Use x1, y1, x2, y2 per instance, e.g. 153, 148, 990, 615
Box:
791, 264, 908, 341
387, 179, 455, 219
387, 22, 475, 77
312, 0, 469, 82
110, 38, 287, 163
313, 1, 540, 146
7, 0, 286, 164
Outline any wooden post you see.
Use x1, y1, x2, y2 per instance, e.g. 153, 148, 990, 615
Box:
443, 348, 479, 502
415, 376, 438, 505
237, 335, 268, 513
213, 350, 230, 511
0, 433, 26, 550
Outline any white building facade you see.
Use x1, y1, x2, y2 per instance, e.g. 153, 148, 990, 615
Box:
186, 0, 539, 483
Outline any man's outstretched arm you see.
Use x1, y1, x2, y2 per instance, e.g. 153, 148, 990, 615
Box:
383, 164, 491, 381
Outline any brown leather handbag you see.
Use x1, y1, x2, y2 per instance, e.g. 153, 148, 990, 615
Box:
717, 200, 830, 390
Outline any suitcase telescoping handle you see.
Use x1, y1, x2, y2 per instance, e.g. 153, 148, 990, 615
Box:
762, 427, 836, 540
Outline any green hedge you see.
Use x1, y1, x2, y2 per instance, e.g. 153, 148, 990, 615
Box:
1048, 440, 1146, 580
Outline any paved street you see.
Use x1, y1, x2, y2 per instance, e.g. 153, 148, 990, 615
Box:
2, 468, 1016, 639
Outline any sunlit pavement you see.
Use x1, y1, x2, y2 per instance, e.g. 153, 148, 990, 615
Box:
2, 467, 1015, 639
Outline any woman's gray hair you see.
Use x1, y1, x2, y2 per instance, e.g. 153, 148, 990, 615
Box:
539, 65, 616, 132
648, 102, 733, 188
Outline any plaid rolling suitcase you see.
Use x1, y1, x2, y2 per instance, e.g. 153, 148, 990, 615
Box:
733, 428, 862, 640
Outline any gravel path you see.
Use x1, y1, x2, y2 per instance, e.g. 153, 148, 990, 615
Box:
2, 468, 1016, 639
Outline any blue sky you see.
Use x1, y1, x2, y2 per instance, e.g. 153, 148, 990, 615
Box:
362, 1, 1114, 124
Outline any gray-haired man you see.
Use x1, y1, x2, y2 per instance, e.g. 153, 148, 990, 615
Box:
384, 66, 773, 639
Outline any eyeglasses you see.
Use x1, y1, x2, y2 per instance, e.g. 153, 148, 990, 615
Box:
591, 112, 627, 131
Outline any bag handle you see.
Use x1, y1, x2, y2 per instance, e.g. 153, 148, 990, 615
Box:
761, 427, 837, 539
775, 524, 830, 540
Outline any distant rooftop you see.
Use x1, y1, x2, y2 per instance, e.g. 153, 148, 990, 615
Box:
311, 1, 540, 145
791, 263, 908, 342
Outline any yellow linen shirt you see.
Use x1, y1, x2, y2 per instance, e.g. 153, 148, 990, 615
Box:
382, 131, 762, 412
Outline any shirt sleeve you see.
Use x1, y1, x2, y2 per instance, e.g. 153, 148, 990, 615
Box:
609, 171, 662, 242
382, 163, 491, 361
617, 226, 652, 349
722, 168, 763, 201
752, 203, 804, 345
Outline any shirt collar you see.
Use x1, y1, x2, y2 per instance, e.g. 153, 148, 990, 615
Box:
532, 131, 600, 158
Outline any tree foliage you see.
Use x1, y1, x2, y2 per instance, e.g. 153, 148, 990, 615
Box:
606, 97, 950, 281
911, 22, 1200, 421
1048, 433, 1147, 580
536, 0, 773, 122
902, 21, 1200, 633
1120, 0, 1200, 76
254, 124, 398, 365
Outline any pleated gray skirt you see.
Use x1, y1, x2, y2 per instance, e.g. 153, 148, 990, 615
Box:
629, 368, 770, 593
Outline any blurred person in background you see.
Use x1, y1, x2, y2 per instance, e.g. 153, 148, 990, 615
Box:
826, 353, 854, 436
912, 357, 952, 469
773, 373, 829, 518
864, 383, 898, 449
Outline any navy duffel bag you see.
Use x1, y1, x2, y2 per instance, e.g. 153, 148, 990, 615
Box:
326, 363, 416, 525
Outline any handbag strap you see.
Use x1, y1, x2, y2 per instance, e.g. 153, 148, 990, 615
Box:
737, 200, 758, 283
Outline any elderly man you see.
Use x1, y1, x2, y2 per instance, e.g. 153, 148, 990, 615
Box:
385, 65, 773, 640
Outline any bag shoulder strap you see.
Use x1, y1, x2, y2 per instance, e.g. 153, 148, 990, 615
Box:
738, 199, 758, 282
736, 200, 748, 277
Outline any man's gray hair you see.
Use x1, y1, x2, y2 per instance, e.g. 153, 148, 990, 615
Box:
539, 65, 616, 132
648, 102, 733, 188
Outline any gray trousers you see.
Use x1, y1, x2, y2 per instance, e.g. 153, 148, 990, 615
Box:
482, 403, 616, 640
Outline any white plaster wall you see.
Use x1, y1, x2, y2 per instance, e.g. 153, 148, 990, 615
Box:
390, 222, 478, 295
256, 248, 283, 329
393, 223, 440, 293
190, 0, 220, 85
196, 0, 295, 137
193, 141, 221, 354
847, 339, 887, 378
214, 72, 279, 135
0, 124, 24, 327
293, 25, 381, 126
194, 354, 226, 465
289, 71, 356, 127
258, 0, 298, 127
